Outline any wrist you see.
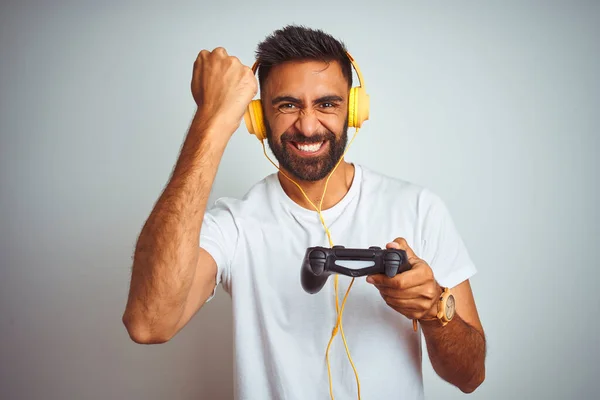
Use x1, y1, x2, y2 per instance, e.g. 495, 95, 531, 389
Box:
418, 317, 443, 330
423, 283, 444, 320
419, 284, 456, 329
192, 109, 241, 140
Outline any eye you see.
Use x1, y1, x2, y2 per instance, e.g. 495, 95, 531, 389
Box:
278, 103, 298, 113
318, 102, 339, 112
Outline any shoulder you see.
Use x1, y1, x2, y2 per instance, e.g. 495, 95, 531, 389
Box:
357, 164, 445, 211
204, 173, 278, 221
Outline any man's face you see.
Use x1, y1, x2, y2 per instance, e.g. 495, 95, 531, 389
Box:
262, 60, 349, 182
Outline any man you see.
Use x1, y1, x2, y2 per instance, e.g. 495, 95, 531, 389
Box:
122, 25, 486, 399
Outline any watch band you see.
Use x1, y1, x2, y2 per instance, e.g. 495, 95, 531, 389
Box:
414, 286, 452, 329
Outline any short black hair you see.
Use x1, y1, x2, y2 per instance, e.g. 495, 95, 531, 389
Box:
255, 25, 353, 92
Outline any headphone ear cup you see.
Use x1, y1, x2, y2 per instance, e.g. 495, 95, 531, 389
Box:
244, 99, 267, 140
348, 87, 370, 128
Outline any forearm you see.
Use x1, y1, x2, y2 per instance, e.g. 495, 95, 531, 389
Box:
420, 313, 486, 393
123, 114, 229, 341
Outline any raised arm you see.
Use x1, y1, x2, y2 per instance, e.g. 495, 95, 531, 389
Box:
122, 47, 257, 344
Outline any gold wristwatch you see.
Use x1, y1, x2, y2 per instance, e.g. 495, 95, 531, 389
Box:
416, 286, 455, 328
435, 287, 455, 326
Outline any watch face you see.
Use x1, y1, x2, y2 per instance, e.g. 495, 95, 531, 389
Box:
445, 294, 456, 320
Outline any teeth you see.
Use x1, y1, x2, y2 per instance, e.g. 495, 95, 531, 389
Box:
297, 142, 323, 153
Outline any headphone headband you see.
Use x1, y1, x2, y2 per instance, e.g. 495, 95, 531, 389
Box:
250, 51, 365, 89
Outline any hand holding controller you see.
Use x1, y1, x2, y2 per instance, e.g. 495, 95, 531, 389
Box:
301, 245, 410, 294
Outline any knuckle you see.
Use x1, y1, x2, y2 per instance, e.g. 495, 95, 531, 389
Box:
194, 50, 209, 69
426, 285, 437, 299
416, 260, 430, 273
394, 277, 405, 289
395, 237, 408, 246
229, 56, 245, 71
196, 49, 209, 61
425, 267, 434, 280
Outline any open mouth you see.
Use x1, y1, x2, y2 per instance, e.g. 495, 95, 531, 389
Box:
289, 141, 327, 155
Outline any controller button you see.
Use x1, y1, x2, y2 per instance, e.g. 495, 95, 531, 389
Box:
310, 250, 326, 259
369, 246, 381, 250
384, 252, 401, 261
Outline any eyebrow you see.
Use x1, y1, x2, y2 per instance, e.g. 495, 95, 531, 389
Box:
271, 95, 344, 106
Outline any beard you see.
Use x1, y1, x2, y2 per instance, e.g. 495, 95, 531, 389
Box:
266, 120, 349, 182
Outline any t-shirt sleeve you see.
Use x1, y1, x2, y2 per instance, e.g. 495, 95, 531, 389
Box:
199, 198, 239, 302
419, 190, 477, 289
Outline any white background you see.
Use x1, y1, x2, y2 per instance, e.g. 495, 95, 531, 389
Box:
1, 1, 598, 399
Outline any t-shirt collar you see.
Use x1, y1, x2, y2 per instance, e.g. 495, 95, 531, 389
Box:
269, 163, 362, 222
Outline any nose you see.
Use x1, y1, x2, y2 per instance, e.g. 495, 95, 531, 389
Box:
293, 109, 321, 137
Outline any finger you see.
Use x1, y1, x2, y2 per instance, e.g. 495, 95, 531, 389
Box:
195, 49, 210, 63
211, 46, 228, 57
366, 273, 399, 288
386, 237, 418, 261
193, 49, 209, 76
367, 260, 431, 289
373, 283, 439, 301
394, 260, 434, 289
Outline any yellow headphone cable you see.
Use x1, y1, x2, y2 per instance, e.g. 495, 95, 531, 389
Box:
260, 126, 362, 400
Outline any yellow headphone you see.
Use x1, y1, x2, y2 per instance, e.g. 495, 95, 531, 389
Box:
243, 52, 370, 140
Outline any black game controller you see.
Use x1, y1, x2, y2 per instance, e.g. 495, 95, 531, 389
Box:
301, 245, 410, 294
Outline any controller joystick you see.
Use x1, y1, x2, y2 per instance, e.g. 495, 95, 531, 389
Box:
301, 245, 410, 294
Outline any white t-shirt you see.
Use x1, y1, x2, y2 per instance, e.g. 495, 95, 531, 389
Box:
199, 163, 477, 400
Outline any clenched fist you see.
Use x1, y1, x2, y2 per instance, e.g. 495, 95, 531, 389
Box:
191, 47, 258, 134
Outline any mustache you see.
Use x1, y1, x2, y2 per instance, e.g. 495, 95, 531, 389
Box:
281, 131, 336, 144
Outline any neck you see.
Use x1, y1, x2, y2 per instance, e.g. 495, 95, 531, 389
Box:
277, 161, 355, 212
